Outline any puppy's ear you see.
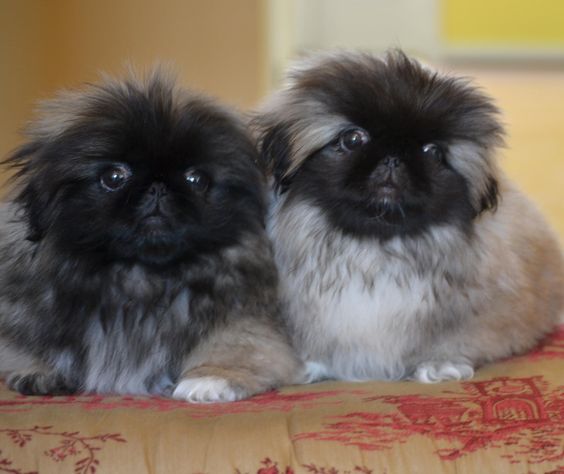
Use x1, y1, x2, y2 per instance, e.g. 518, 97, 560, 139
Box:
478, 176, 499, 214
4, 142, 60, 242
17, 181, 57, 242
256, 123, 295, 193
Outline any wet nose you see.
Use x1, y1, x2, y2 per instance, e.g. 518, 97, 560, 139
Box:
383, 156, 401, 169
148, 182, 168, 197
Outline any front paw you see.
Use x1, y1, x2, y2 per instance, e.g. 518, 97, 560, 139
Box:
172, 376, 243, 403
7, 372, 78, 396
413, 361, 474, 383
303, 361, 332, 383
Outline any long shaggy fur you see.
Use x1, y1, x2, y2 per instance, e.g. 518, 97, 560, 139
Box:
0, 70, 303, 401
254, 50, 564, 383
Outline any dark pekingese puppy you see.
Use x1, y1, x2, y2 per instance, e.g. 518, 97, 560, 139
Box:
0, 70, 303, 401
254, 50, 564, 383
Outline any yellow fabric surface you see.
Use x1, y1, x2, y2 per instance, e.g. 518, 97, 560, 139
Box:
1, 327, 562, 473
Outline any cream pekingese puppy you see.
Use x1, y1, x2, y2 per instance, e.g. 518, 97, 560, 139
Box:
253, 50, 564, 383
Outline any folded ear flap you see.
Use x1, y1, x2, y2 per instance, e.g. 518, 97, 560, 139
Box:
4, 143, 60, 242
17, 180, 58, 242
478, 176, 499, 214
256, 123, 295, 193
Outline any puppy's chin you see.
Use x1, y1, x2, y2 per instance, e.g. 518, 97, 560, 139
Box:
288, 174, 433, 240
365, 183, 406, 220
114, 235, 191, 269
374, 184, 401, 203
318, 188, 468, 241
365, 199, 406, 225
131, 239, 186, 268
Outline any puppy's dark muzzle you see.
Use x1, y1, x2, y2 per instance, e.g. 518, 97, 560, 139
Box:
368, 156, 405, 202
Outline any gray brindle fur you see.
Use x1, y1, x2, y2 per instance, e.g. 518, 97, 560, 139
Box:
0, 71, 303, 402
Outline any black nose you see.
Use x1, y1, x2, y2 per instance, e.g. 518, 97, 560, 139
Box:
148, 182, 168, 197
383, 156, 401, 169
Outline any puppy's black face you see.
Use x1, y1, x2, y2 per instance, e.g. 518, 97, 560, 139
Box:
261, 51, 503, 240
11, 75, 264, 268
290, 123, 474, 240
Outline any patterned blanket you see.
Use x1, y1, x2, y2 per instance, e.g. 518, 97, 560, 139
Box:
1, 326, 562, 474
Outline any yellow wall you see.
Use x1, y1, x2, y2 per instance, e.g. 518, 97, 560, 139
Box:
0, 1, 58, 175
0, 0, 267, 182
48, 0, 267, 106
443, 0, 564, 45
468, 70, 564, 241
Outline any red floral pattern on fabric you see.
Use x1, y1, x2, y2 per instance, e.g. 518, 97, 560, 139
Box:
230, 457, 374, 474
0, 388, 369, 416
234, 457, 295, 474
0, 450, 37, 474
0, 426, 125, 474
0, 325, 561, 473
294, 376, 564, 468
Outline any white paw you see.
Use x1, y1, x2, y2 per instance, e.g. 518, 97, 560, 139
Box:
304, 361, 332, 383
172, 376, 239, 403
413, 361, 474, 383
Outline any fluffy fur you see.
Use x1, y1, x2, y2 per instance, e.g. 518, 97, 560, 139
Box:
254, 50, 564, 383
0, 70, 303, 401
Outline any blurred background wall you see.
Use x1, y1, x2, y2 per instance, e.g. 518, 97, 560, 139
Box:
1, 0, 563, 238
0, 0, 267, 176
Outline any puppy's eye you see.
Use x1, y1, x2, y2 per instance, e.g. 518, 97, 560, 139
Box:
338, 128, 370, 153
100, 165, 132, 191
184, 168, 210, 193
421, 143, 444, 162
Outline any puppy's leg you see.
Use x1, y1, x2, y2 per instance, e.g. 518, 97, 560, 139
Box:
173, 370, 250, 403
411, 293, 561, 384
0, 339, 38, 377
1, 339, 78, 395
7, 371, 78, 396
173, 318, 304, 403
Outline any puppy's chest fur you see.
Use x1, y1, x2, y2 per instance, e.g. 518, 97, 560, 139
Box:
80, 268, 195, 394
1, 247, 204, 394
270, 201, 476, 381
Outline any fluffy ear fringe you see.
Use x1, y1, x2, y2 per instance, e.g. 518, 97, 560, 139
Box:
2, 142, 53, 241
479, 176, 499, 214
252, 105, 351, 192
253, 121, 302, 193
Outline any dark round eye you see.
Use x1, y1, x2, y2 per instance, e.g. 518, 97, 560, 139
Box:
100, 165, 132, 191
184, 168, 210, 193
421, 143, 445, 162
339, 128, 370, 153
